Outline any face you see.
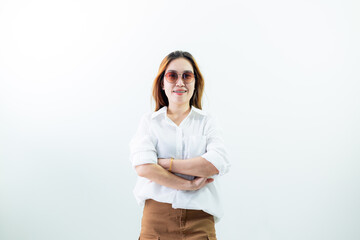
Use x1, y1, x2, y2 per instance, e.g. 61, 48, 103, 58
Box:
162, 58, 195, 107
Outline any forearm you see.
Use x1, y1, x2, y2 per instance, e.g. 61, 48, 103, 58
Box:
135, 163, 196, 191
160, 156, 219, 177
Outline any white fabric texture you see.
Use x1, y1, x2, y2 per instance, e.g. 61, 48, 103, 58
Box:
129, 105, 230, 222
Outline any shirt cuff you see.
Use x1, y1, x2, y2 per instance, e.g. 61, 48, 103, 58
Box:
201, 151, 229, 176
132, 151, 158, 168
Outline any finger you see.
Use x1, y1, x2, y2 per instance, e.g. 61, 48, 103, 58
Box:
194, 178, 205, 186
206, 178, 214, 183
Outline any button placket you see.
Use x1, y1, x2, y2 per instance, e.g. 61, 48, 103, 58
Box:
176, 128, 183, 159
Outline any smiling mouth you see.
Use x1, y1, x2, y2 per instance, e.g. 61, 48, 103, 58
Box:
173, 90, 187, 93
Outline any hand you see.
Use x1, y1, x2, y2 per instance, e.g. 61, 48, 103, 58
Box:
189, 177, 214, 191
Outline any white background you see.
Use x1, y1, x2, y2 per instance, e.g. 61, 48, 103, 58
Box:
1, 0, 359, 239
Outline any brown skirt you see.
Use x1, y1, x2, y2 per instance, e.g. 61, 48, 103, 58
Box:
139, 199, 217, 240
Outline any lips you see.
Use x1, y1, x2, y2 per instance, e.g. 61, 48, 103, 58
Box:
173, 89, 187, 93
173, 89, 187, 95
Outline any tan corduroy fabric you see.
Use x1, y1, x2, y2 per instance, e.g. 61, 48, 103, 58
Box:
139, 199, 217, 240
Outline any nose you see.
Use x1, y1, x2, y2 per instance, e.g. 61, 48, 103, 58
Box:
175, 76, 185, 86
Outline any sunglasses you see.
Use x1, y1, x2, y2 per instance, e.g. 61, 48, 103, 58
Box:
164, 71, 195, 84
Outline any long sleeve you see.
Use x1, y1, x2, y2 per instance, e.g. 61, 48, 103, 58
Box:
201, 115, 231, 176
129, 113, 158, 168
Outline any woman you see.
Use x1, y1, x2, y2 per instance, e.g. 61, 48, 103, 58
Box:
130, 50, 230, 239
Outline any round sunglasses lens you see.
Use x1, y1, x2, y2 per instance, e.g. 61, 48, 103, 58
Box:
166, 72, 177, 82
183, 73, 194, 83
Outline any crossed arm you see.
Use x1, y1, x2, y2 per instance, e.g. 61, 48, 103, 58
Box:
157, 156, 219, 177
135, 156, 218, 191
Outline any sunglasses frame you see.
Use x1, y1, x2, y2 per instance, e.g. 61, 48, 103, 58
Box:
164, 71, 195, 84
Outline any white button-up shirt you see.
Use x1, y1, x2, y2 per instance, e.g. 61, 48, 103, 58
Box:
129, 106, 230, 222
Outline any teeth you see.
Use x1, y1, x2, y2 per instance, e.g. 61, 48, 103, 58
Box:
174, 91, 186, 93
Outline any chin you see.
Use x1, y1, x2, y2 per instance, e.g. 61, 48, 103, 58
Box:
170, 99, 190, 105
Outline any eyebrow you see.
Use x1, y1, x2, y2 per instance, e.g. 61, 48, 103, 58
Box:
166, 70, 194, 73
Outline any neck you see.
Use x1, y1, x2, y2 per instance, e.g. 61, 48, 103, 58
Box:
167, 103, 191, 117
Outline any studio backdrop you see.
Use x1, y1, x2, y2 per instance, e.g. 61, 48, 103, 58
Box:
0, 0, 359, 240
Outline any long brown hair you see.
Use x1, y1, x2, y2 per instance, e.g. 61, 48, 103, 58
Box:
152, 51, 204, 111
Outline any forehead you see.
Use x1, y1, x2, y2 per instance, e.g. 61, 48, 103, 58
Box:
166, 58, 194, 72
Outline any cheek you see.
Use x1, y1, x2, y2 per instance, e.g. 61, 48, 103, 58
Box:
163, 83, 171, 95
188, 85, 195, 96
164, 88, 171, 97
165, 88, 175, 98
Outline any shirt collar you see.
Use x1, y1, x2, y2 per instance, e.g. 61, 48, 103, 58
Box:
151, 105, 206, 119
